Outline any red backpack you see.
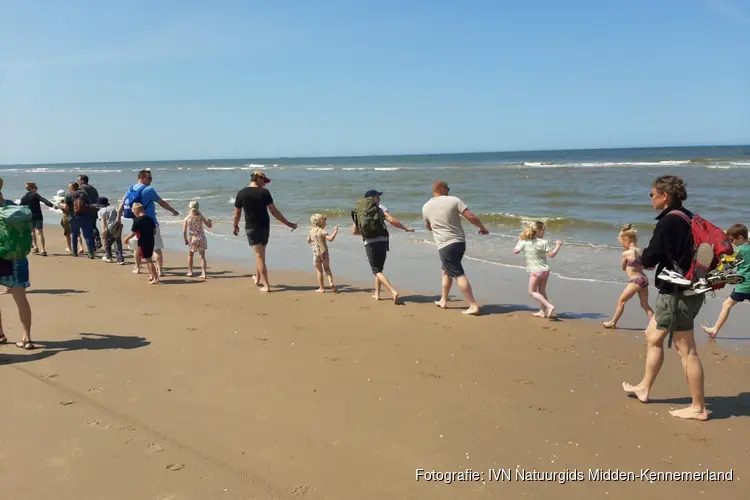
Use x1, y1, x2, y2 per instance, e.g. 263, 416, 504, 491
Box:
669, 211, 733, 290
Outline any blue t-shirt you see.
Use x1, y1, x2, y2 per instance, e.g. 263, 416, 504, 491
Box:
126, 184, 161, 226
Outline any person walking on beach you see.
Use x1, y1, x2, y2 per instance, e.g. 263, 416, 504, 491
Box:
602, 224, 654, 329
422, 180, 488, 315
117, 169, 180, 276
513, 221, 563, 318
78, 175, 101, 250
55, 189, 83, 254
20, 182, 54, 256
183, 200, 212, 280
232, 170, 297, 292
701, 224, 750, 338
98, 197, 124, 264
622, 175, 708, 421
351, 189, 414, 304
307, 213, 339, 293
63, 182, 96, 258
0, 185, 34, 350
123, 203, 159, 284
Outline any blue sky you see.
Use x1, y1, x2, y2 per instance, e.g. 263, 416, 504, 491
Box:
1, 0, 748, 164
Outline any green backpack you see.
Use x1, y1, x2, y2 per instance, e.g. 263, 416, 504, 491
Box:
351, 197, 389, 240
0, 205, 33, 260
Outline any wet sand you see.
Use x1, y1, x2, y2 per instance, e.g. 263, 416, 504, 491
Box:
1, 242, 749, 500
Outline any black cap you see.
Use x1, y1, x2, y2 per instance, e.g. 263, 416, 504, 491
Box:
97, 197, 109, 206
364, 189, 383, 198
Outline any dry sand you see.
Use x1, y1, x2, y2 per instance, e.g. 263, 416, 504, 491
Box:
1, 240, 749, 500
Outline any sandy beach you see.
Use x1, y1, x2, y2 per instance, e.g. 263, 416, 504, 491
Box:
1, 241, 749, 500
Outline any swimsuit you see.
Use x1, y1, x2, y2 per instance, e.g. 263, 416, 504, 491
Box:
626, 249, 648, 288
629, 275, 649, 289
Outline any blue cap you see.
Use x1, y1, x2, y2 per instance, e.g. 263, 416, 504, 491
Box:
364, 189, 383, 198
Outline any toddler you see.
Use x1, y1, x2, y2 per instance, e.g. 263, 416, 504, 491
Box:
513, 221, 563, 318
307, 213, 338, 292
183, 200, 212, 280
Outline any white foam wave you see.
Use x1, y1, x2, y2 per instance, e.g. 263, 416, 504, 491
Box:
373, 167, 400, 171
228, 197, 235, 204
306, 167, 335, 171
245, 164, 265, 169
206, 167, 239, 171
342, 167, 367, 171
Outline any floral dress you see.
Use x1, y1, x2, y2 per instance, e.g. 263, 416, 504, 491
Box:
308, 227, 328, 263
186, 216, 208, 252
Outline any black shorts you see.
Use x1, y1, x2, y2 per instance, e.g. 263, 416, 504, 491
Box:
365, 241, 388, 275
139, 242, 154, 260
246, 227, 270, 247
439, 241, 466, 278
730, 290, 750, 302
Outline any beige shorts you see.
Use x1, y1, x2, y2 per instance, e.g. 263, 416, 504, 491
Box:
153, 225, 164, 251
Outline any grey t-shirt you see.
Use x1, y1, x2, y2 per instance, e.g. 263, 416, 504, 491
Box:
422, 195, 468, 249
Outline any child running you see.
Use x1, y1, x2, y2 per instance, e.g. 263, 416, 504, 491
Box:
602, 224, 654, 328
513, 221, 563, 318
307, 213, 338, 292
701, 224, 750, 338
183, 200, 212, 280
123, 203, 159, 284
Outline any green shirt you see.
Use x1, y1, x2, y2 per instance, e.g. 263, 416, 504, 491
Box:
735, 242, 750, 294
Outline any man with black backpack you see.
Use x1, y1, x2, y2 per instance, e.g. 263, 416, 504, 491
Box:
63, 182, 96, 259
351, 189, 414, 304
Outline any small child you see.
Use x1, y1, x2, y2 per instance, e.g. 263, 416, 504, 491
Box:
702, 224, 750, 338
123, 203, 159, 284
513, 221, 563, 318
97, 197, 124, 265
183, 200, 212, 280
307, 213, 338, 292
602, 224, 654, 328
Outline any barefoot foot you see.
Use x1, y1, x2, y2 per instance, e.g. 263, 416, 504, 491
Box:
252, 275, 260, 285
622, 382, 649, 403
546, 306, 556, 319
602, 321, 616, 329
315, 287, 325, 293
463, 304, 480, 315
434, 300, 447, 309
701, 324, 718, 339
392, 292, 400, 305
186, 272, 194, 277
199, 274, 206, 281
532, 310, 546, 318
669, 406, 709, 421
132, 268, 140, 274
259, 286, 270, 293
372, 294, 380, 301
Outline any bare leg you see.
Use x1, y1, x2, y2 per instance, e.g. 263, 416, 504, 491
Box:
253, 244, 270, 292
199, 251, 207, 280
435, 269, 452, 308
603, 283, 640, 328
32, 229, 38, 251
133, 251, 142, 274
529, 274, 553, 317
155, 249, 164, 276
187, 251, 194, 276
10, 288, 32, 345
314, 260, 325, 292
538, 273, 555, 318
455, 275, 479, 315
65, 233, 72, 252
638, 288, 655, 322
669, 331, 708, 420
373, 276, 381, 300
38, 228, 47, 254
323, 256, 336, 292
147, 259, 159, 283
701, 298, 737, 338
622, 318, 668, 402
375, 272, 399, 304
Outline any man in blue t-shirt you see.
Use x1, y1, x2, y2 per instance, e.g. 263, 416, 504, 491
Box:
117, 169, 179, 275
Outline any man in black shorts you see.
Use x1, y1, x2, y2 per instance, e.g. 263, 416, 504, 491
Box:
422, 180, 489, 315
233, 170, 297, 292
352, 189, 414, 304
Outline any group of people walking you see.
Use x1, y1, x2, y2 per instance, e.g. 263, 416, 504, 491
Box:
1, 170, 748, 423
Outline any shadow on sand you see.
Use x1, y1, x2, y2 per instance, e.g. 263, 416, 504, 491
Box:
0, 333, 150, 366
27, 288, 88, 295
634, 393, 750, 420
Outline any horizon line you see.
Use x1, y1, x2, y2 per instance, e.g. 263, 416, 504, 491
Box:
1, 143, 748, 168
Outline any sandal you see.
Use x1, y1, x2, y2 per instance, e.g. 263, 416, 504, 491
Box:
16, 340, 35, 350
0, 334, 7, 344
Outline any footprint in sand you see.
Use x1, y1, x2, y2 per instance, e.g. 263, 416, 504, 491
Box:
148, 443, 165, 454
40, 373, 58, 379
60, 400, 75, 406
254, 337, 269, 343
88, 388, 102, 395
290, 485, 310, 496
119, 425, 137, 431
324, 356, 340, 362
674, 432, 709, 445
420, 371, 444, 380
86, 419, 111, 430
514, 378, 534, 385
166, 463, 185, 471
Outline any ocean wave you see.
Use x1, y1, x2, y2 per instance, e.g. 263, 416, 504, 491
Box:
373, 167, 400, 171
306, 167, 335, 171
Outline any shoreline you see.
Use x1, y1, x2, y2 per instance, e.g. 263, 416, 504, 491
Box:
2, 240, 750, 499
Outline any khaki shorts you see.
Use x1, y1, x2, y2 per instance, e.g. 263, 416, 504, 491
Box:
654, 293, 705, 332
153, 225, 164, 251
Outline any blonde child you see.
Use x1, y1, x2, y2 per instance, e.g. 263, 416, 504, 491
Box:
702, 224, 750, 338
513, 221, 563, 318
307, 213, 338, 292
183, 200, 212, 280
602, 224, 654, 329
123, 204, 159, 284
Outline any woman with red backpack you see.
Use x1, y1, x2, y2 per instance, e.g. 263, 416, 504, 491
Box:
622, 175, 708, 421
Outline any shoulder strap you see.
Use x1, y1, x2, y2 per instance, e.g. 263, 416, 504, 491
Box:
667, 210, 691, 225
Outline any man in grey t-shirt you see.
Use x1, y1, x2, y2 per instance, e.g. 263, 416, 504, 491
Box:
422, 180, 488, 315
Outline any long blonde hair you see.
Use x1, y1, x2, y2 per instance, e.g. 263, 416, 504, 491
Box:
619, 223, 638, 244
520, 221, 545, 240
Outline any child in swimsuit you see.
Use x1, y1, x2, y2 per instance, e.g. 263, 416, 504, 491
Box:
183, 200, 212, 280
513, 221, 563, 318
602, 224, 654, 329
307, 213, 339, 292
